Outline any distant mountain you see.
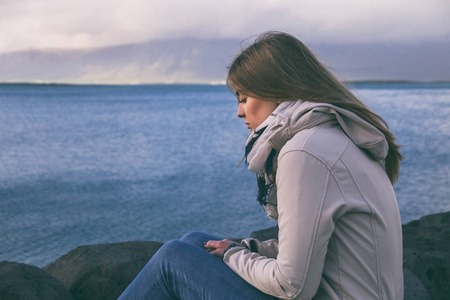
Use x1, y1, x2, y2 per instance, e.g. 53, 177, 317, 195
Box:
0, 39, 448, 84
311, 41, 450, 82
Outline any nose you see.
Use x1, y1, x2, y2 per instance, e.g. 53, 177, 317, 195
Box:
237, 104, 245, 118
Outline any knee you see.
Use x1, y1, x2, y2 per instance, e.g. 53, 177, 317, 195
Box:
151, 240, 201, 274
180, 231, 206, 241
147, 240, 189, 271
130, 240, 193, 297
180, 231, 220, 248
157, 240, 187, 257
130, 240, 187, 281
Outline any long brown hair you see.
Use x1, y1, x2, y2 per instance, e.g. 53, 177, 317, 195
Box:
227, 31, 403, 184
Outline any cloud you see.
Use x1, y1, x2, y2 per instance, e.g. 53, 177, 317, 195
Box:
0, 0, 449, 53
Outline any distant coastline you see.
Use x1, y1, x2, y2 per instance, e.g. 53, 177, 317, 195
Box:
345, 79, 450, 84
1, 80, 450, 86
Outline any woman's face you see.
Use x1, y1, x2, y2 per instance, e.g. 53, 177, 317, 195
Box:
236, 91, 279, 132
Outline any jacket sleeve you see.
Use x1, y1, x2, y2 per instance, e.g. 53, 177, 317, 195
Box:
223, 150, 345, 299
240, 238, 279, 258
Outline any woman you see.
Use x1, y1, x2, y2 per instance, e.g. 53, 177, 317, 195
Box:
119, 32, 404, 299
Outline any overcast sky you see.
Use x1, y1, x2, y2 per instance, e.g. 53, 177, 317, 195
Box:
0, 0, 449, 53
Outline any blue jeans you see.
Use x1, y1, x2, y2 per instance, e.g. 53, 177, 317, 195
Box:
118, 231, 277, 299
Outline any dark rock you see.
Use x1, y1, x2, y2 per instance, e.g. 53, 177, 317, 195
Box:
411, 211, 450, 227
403, 213, 450, 253
44, 241, 163, 300
0, 261, 74, 300
403, 268, 431, 300
403, 211, 450, 300
403, 249, 449, 300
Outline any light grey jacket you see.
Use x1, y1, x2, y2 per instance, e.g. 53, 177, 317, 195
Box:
223, 101, 403, 299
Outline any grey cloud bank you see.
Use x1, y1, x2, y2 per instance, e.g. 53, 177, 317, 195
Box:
1, 0, 449, 82
0, 0, 449, 53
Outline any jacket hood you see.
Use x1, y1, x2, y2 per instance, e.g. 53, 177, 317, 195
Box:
246, 100, 388, 175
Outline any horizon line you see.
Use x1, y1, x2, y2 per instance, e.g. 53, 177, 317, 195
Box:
1, 80, 450, 86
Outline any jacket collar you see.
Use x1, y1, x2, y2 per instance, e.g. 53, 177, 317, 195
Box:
245, 100, 389, 175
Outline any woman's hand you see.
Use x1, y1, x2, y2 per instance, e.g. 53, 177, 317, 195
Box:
204, 239, 238, 259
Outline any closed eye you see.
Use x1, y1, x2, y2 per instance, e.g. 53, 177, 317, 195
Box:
238, 98, 247, 104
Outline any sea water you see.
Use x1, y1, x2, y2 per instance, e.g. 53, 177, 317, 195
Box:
0, 83, 449, 267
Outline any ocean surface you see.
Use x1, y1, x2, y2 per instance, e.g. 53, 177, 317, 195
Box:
0, 82, 449, 267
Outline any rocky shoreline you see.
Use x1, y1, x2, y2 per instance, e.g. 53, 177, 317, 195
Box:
1, 211, 449, 300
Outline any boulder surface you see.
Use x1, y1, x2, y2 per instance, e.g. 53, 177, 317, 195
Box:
0, 261, 74, 300
44, 241, 162, 300
402, 211, 450, 300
